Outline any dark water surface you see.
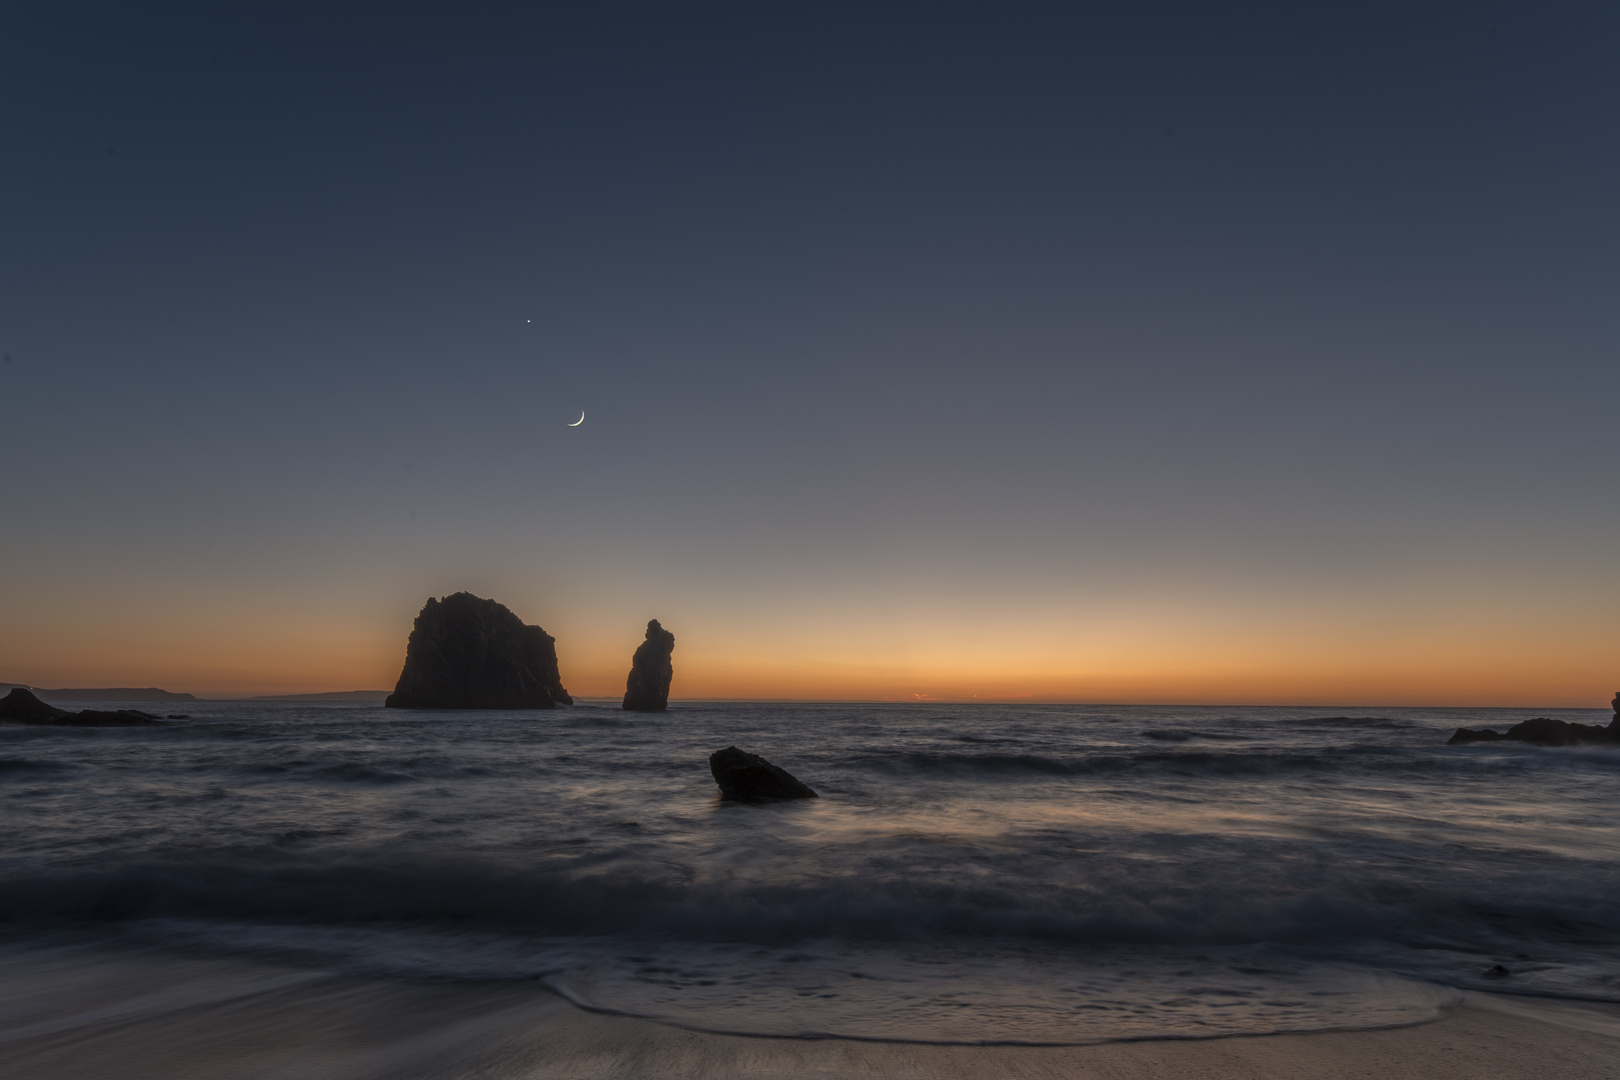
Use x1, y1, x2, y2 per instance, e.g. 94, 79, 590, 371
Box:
3, 701, 1617, 1043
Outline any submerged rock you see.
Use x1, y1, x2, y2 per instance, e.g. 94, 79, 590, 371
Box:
55, 708, 165, 726
708, 746, 818, 802
0, 688, 163, 726
1448, 716, 1620, 747
622, 619, 675, 712
384, 592, 572, 709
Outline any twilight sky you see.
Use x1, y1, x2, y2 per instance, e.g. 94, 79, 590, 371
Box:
2, 2, 1616, 703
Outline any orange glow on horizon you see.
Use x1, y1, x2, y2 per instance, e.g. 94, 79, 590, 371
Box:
1, 591, 1613, 708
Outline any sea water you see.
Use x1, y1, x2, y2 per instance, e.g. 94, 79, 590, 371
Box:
3, 700, 1617, 1043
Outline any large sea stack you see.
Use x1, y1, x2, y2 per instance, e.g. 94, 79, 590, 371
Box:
385, 592, 572, 709
622, 619, 675, 712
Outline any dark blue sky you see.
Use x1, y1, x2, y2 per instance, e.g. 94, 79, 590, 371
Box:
2, 2, 1617, 701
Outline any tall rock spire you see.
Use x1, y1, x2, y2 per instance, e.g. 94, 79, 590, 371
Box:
622, 619, 675, 712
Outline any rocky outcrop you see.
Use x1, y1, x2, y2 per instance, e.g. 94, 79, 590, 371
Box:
0, 688, 66, 723
708, 746, 818, 801
1449, 713, 1620, 747
622, 619, 675, 712
0, 688, 163, 726
384, 592, 571, 709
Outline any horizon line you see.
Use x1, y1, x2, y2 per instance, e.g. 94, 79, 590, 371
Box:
11, 689, 1612, 711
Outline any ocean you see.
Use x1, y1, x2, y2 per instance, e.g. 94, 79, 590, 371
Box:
3, 700, 1617, 1045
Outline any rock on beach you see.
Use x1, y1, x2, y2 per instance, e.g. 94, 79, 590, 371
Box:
708, 746, 818, 801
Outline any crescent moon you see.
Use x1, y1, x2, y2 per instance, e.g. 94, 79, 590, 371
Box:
567, 411, 585, 427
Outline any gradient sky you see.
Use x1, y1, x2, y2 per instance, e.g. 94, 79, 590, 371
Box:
2, 2, 1616, 703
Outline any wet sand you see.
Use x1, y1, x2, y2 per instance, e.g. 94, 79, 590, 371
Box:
3, 942, 1618, 1079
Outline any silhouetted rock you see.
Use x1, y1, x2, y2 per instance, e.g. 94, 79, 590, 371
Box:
0, 688, 68, 723
384, 592, 572, 709
1448, 716, 1619, 747
708, 746, 818, 801
0, 688, 163, 726
1482, 964, 1512, 979
622, 619, 675, 712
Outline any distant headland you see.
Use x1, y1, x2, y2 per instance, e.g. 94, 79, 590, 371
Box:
0, 683, 195, 703
250, 691, 392, 702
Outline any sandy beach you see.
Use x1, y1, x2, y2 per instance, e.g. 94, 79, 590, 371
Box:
3, 941, 1617, 1080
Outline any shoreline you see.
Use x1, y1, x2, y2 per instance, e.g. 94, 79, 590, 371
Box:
3, 941, 1617, 1079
